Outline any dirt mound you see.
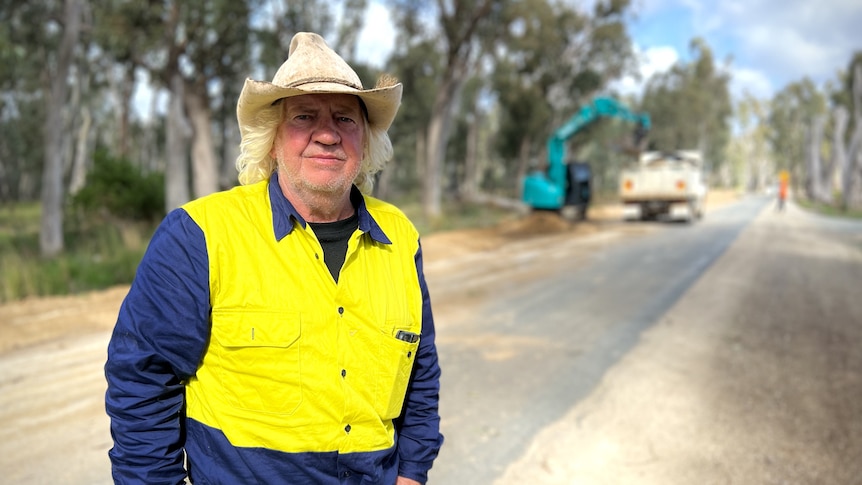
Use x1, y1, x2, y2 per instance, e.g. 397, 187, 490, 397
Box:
496, 211, 574, 236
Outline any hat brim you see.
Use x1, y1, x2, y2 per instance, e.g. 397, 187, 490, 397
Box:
236, 78, 403, 135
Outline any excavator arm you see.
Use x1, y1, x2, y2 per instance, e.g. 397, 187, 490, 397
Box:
522, 96, 650, 211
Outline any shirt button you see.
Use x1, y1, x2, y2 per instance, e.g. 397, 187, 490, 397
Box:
338, 307, 344, 315
342, 471, 351, 478
344, 424, 351, 433
341, 369, 346, 378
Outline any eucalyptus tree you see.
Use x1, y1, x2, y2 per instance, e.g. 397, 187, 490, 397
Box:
491, 0, 637, 197
333, 0, 368, 60
0, 0, 86, 256
382, 25, 441, 200
830, 52, 862, 209
252, 0, 337, 70
768, 78, 827, 197
385, 0, 499, 219
432, 0, 503, 217
640, 38, 732, 177
728, 94, 772, 191
0, 2, 49, 203
93, 0, 257, 209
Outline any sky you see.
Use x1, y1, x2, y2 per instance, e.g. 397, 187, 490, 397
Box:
355, 0, 862, 101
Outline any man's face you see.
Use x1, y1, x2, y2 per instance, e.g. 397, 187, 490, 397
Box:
271, 93, 366, 202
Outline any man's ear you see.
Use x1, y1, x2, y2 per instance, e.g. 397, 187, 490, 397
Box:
269, 138, 278, 160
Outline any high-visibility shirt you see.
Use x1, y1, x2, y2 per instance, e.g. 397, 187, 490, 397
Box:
105, 172, 443, 484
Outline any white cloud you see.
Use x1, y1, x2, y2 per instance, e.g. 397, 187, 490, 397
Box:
729, 67, 773, 100
611, 45, 680, 96
355, 2, 396, 68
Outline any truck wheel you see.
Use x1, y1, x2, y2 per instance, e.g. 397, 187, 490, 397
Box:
687, 201, 700, 223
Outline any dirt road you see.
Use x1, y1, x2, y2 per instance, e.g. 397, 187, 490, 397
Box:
1, 192, 861, 484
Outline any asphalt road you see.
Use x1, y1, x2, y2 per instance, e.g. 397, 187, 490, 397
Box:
427, 196, 772, 484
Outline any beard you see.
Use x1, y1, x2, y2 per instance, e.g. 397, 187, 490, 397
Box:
274, 152, 361, 219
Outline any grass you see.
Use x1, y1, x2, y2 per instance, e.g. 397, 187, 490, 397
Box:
0, 203, 156, 303
0, 196, 521, 304
396, 198, 518, 237
796, 198, 862, 220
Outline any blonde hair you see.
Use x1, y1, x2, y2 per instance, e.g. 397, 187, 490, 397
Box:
235, 97, 394, 194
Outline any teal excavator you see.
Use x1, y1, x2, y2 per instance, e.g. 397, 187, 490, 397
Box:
522, 96, 650, 219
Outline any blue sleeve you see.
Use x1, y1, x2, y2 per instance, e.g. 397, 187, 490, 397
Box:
397, 241, 444, 484
105, 209, 211, 485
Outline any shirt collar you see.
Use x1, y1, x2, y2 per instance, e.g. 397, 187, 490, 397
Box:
269, 171, 392, 245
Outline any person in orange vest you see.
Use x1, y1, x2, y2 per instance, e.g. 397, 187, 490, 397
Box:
777, 170, 789, 211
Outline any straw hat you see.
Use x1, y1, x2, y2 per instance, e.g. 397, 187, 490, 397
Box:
236, 32, 402, 135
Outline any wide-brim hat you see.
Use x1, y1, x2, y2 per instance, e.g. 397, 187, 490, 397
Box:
236, 32, 402, 135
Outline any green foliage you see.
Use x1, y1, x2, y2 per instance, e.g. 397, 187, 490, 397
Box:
386, 37, 442, 194
830, 50, 862, 146
640, 38, 732, 173
796, 197, 862, 220
489, 0, 636, 185
72, 149, 165, 222
0, 96, 44, 202
0, 202, 156, 303
768, 78, 827, 174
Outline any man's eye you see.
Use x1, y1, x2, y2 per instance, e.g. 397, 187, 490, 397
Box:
339, 117, 356, 124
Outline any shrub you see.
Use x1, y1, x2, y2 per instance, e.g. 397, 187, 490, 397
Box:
72, 149, 165, 222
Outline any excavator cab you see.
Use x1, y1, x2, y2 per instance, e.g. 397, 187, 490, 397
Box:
564, 161, 591, 220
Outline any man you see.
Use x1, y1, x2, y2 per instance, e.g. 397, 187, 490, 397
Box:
105, 32, 444, 484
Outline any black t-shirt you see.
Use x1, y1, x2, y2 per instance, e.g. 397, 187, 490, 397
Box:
308, 213, 359, 283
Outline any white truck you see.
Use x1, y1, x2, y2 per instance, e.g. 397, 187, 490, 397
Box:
619, 150, 707, 222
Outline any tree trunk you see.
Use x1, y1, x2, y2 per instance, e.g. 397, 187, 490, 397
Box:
219, 100, 238, 190
40, 0, 83, 257
119, 67, 134, 159
375, 158, 393, 200
415, 126, 426, 182
846, 65, 862, 209
515, 135, 532, 199
183, 83, 219, 199
844, 122, 862, 209
420, 0, 492, 218
423, 89, 449, 218
143, 82, 162, 173
831, 106, 849, 209
165, 72, 190, 211
806, 115, 827, 202
424, 73, 465, 217
461, 111, 480, 201
69, 105, 91, 195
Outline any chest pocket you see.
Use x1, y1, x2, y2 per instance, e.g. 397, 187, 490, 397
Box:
375, 320, 421, 419
211, 310, 302, 415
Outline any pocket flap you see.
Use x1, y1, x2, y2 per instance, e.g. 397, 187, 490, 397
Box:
212, 310, 301, 348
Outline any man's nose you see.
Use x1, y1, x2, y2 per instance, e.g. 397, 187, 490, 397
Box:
313, 118, 341, 145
